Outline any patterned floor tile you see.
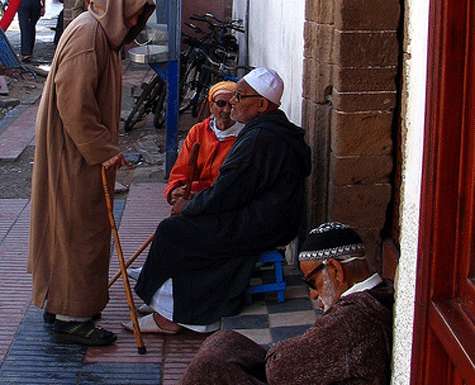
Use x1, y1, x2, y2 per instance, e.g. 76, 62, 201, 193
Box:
268, 310, 317, 328
285, 285, 309, 299
239, 300, 269, 315
284, 274, 304, 287
222, 314, 269, 330
266, 297, 314, 314
270, 325, 313, 343
233, 328, 272, 345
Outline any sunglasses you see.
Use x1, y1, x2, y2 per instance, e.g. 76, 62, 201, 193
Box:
301, 261, 327, 290
233, 91, 262, 103
213, 99, 232, 108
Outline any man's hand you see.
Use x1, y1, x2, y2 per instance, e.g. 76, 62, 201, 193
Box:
171, 197, 189, 216
102, 153, 130, 170
170, 185, 195, 205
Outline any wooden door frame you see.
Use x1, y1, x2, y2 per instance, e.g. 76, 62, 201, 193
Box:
411, 0, 475, 384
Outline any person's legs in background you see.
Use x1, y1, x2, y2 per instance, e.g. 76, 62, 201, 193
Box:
18, 0, 41, 61
53, 9, 64, 47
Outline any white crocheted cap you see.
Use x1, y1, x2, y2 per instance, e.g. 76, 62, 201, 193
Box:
242, 67, 284, 106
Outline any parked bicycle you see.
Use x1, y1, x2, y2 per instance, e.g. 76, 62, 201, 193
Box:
124, 74, 166, 132
123, 34, 167, 132
179, 13, 246, 118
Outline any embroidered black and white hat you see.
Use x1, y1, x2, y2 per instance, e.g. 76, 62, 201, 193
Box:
298, 222, 365, 261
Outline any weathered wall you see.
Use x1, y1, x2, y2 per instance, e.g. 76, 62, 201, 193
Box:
233, 0, 305, 125
303, 0, 401, 270
390, 1, 429, 383
181, 0, 232, 29
64, 0, 232, 29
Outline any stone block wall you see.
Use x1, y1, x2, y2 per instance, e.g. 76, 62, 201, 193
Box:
303, 0, 401, 270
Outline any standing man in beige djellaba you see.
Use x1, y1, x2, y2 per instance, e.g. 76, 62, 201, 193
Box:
28, 0, 155, 347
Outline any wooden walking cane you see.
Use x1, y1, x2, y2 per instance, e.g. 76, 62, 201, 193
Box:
101, 167, 146, 355
108, 142, 201, 288
108, 233, 155, 288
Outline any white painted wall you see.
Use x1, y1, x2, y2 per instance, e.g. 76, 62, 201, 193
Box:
233, 0, 305, 125
390, 1, 430, 384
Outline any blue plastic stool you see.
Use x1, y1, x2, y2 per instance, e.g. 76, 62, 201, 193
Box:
247, 250, 286, 303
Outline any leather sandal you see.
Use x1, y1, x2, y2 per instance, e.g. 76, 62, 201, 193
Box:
54, 320, 117, 346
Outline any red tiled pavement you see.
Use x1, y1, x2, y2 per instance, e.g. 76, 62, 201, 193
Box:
0, 199, 28, 243
0, 185, 207, 382
0, 106, 38, 160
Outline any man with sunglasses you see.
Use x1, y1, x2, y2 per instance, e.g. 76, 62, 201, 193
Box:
126, 67, 311, 335
179, 223, 394, 385
164, 81, 243, 207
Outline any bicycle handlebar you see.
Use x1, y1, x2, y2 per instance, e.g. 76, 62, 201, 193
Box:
194, 47, 236, 73
190, 14, 244, 33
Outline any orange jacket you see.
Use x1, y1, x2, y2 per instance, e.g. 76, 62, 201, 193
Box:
164, 117, 237, 204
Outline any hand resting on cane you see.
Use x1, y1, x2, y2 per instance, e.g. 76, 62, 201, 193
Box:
102, 153, 130, 169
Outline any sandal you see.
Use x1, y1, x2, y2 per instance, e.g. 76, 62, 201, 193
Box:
54, 320, 117, 346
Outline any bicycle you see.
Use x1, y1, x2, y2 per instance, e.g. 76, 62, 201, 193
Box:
124, 74, 166, 132
179, 13, 245, 117
123, 36, 167, 132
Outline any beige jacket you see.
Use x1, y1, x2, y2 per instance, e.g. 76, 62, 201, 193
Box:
28, 0, 155, 317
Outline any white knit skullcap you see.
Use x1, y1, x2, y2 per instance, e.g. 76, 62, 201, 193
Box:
242, 67, 284, 106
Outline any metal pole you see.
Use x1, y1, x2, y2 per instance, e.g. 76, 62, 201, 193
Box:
163, 0, 181, 178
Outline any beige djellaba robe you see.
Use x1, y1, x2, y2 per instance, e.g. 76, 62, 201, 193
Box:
28, 0, 155, 317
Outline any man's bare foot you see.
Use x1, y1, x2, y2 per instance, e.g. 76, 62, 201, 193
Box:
153, 312, 182, 333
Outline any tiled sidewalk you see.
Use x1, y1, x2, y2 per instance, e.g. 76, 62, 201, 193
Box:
0, 183, 317, 384
0, 105, 38, 161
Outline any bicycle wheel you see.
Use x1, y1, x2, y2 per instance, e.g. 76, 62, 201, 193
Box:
180, 62, 200, 113
124, 75, 161, 132
191, 68, 212, 117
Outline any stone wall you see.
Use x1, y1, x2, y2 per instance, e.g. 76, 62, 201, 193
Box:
303, 0, 401, 270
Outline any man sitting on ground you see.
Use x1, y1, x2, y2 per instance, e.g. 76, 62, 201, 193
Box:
178, 222, 394, 385
123, 67, 311, 334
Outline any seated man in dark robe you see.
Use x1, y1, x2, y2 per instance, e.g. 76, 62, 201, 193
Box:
126, 81, 243, 283
122, 67, 312, 334
178, 222, 394, 385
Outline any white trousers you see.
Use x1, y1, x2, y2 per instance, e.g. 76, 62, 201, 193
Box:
150, 278, 220, 333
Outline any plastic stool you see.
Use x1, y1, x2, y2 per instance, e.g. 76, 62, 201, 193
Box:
247, 250, 286, 303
